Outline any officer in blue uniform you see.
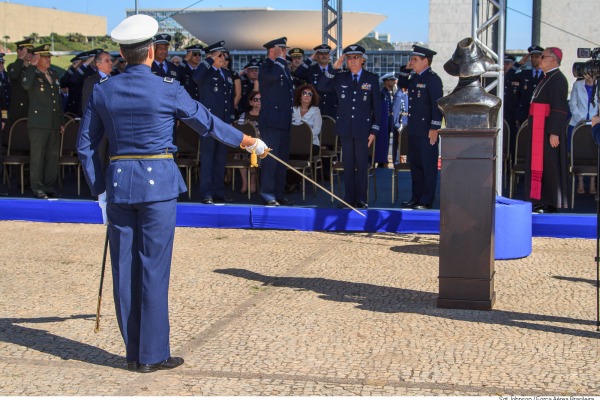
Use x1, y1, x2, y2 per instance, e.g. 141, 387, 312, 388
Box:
318, 44, 381, 208
376, 72, 397, 168
515, 45, 545, 126
60, 51, 93, 116
238, 58, 261, 115
151, 33, 182, 81
258, 37, 295, 206
77, 14, 268, 373
294, 44, 338, 118
402, 45, 443, 210
192, 41, 235, 204
179, 44, 203, 100
503, 54, 521, 156
0, 53, 9, 113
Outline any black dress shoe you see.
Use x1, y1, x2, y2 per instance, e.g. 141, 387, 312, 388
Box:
535, 205, 556, 214
213, 196, 233, 203
202, 197, 214, 204
46, 192, 62, 198
127, 361, 139, 371
35, 193, 49, 199
265, 200, 280, 206
532, 203, 544, 212
276, 197, 294, 206
413, 204, 432, 210
139, 357, 184, 373
401, 200, 418, 208
356, 201, 368, 209
336, 202, 348, 209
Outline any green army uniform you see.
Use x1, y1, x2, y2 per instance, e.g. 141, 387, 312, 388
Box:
21, 45, 64, 197
7, 58, 30, 123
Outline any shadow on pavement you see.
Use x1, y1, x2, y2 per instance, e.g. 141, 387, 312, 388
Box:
0, 314, 125, 369
215, 268, 600, 339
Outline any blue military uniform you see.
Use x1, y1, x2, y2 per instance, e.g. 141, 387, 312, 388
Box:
192, 41, 235, 202
376, 73, 397, 165
179, 45, 203, 100
258, 37, 294, 204
318, 44, 381, 206
515, 45, 545, 124
294, 44, 338, 118
405, 46, 443, 208
503, 55, 521, 156
238, 58, 261, 115
77, 62, 245, 365
0, 53, 9, 112
151, 34, 182, 81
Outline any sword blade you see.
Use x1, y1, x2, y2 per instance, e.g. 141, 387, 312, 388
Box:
265, 152, 366, 217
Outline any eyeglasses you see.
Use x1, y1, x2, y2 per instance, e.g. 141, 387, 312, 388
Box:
191, 52, 201, 56
541, 55, 554, 60
224, 58, 230, 62
252, 98, 261, 102
301, 91, 313, 97
346, 55, 361, 60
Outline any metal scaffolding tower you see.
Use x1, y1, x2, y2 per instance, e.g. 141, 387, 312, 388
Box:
322, 0, 343, 58
472, 0, 506, 193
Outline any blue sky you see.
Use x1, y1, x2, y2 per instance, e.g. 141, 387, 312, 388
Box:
9, 0, 533, 49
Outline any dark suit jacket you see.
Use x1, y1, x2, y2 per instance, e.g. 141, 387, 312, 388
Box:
258, 57, 294, 131
81, 72, 105, 115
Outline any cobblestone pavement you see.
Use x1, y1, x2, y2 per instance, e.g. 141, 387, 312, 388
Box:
0, 221, 598, 396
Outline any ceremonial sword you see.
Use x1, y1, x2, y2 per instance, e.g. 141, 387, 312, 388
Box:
94, 226, 109, 333
263, 152, 366, 218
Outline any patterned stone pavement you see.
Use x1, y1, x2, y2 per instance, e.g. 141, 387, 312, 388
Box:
0, 221, 598, 395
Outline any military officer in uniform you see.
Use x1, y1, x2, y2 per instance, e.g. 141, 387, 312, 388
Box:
60, 51, 95, 117
401, 45, 443, 210
151, 33, 181, 81
515, 45, 545, 126
6, 38, 34, 129
21, 44, 64, 199
0, 58, 7, 195
0, 53, 9, 111
192, 41, 235, 204
258, 37, 295, 206
376, 72, 397, 168
77, 14, 268, 373
503, 54, 521, 157
294, 44, 338, 118
238, 58, 260, 115
288, 47, 305, 88
179, 44, 203, 100
318, 44, 381, 208
82, 51, 113, 115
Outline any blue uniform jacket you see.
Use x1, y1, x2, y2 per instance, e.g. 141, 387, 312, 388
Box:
515, 67, 544, 121
294, 59, 338, 117
258, 57, 294, 130
406, 68, 443, 136
179, 61, 200, 100
151, 59, 182, 81
318, 68, 381, 138
77, 64, 243, 204
192, 58, 235, 123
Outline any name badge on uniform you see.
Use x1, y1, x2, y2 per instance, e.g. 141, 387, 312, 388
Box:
361, 83, 371, 90
416, 83, 426, 88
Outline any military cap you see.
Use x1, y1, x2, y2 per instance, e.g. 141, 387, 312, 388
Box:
262, 37, 288, 49
153, 33, 171, 45
205, 41, 226, 53
342, 44, 365, 55
111, 14, 159, 46
69, 55, 79, 62
289, 48, 304, 57
504, 54, 516, 63
527, 45, 544, 55
74, 51, 92, 61
411, 45, 437, 58
243, 58, 261, 70
15, 37, 34, 49
88, 48, 104, 56
443, 37, 493, 78
397, 65, 412, 89
0, 53, 4, 63
185, 44, 203, 53
380, 72, 398, 81
313, 44, 331, 53
285, 54, 292, 62
32, 44, 52, 56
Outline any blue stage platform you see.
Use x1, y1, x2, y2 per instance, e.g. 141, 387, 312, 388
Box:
0, 196, 595, 239
0, 168, 596, 240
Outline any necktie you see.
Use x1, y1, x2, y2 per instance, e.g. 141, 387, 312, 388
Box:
159, 63, 165, 73
353, 74, 358, 87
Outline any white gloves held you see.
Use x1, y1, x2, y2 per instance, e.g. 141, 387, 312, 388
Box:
245, 139, 269, 159
98, 191, 107, 225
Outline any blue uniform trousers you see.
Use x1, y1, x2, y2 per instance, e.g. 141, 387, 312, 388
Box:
408, 135, 438, 206
107, 198, 177, 365
340, 136, 369, 205
260, 127, 290, 202
199, 136, 228, 199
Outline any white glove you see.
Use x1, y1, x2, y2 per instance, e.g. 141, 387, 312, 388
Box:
245, 139, 269, 158
98, 191, 107, 225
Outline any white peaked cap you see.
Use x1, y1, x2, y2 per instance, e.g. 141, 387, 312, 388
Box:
111, 14, 159, 45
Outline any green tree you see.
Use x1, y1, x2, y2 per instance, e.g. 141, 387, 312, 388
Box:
173, 31, 185, 50
357, 37, 394, 51
29, 33, 40, 43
